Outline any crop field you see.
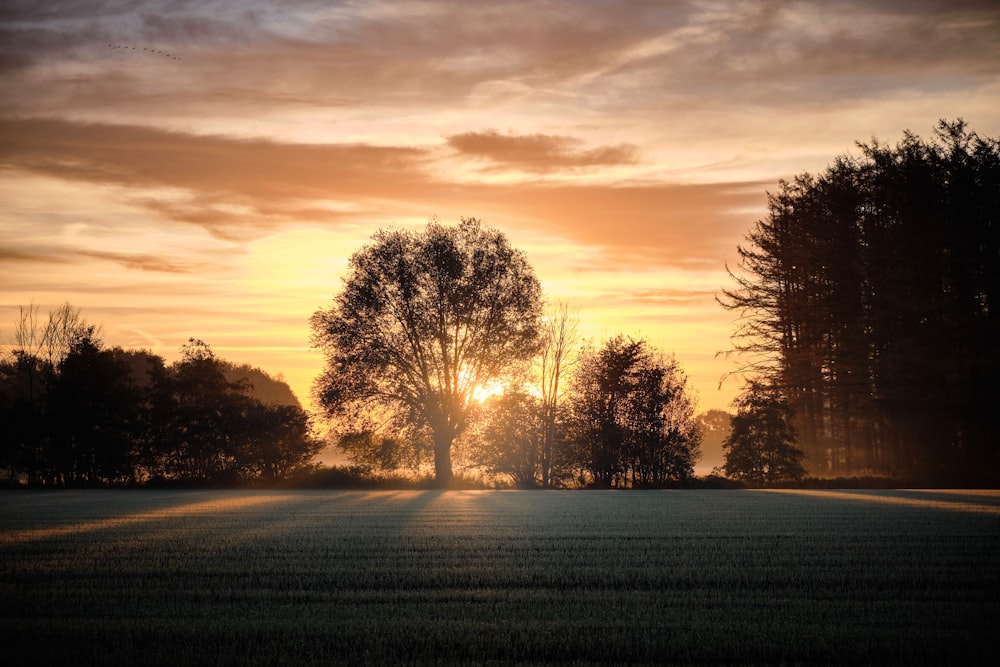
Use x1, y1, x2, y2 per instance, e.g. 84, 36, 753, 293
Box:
2, 490, 999, 665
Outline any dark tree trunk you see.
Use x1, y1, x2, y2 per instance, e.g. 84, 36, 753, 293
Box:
433, 428, 453, 487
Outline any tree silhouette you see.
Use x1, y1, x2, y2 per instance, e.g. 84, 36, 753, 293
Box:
311, 218, 543, 486
566, 336, 700, 487
152, 339, 321, 484
2, 312, 320, 486
48, 330, 143, 485
538, 302, 578, 487
2, 303, 99, 484
722, 380, 805, 486
469, 389, 543, 487
720, 120, 1000, 483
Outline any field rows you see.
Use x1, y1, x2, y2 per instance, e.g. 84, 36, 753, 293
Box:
2, 489, 998, 664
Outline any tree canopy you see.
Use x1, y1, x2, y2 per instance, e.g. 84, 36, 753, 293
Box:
720, 120, 1000, 484
722, 380, 805, 486
565, 336, 701, 487
1, 310, 320, 487
311, 218, 544, 485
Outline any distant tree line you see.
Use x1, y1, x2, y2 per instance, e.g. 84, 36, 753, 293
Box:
721, 120, 1000, 484
1, 304, 320, 486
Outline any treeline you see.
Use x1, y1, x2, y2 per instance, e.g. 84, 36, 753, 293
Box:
1, 305, 320, 486
344, 334, 704, 488
722, 120, 999, 484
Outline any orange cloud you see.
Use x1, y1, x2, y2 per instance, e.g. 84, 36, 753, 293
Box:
0, 248, 73, 264
0, 117, 762, 269
76, 251, 206, 274
447, 130, 640, 172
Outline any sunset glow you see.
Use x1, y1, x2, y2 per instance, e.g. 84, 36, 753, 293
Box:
2, 1, 999, 417
471, 379, 509, 404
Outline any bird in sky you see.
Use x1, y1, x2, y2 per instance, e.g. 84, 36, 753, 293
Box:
107, 44, 181, 60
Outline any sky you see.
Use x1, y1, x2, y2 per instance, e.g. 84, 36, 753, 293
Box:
2, 0, 999, 420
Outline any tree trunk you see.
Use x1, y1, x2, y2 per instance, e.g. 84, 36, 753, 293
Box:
433, 428, 453, 487
541, 412, 554, 488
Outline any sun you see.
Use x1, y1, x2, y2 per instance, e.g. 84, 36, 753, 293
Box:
471, 379, 507, 403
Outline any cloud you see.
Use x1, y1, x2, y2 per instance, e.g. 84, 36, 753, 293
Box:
0, 117, 763, 268
447, 130, 639, 172
0, 0, 995, 186
0, 117, 429, 195
0, 248, 73, 264
627, 288, 720, 305
471, 180, 766, 267
76, 250, 204, 273
3, 1, 996, 124
0, 116, 431, 225
0, 244, 204, 274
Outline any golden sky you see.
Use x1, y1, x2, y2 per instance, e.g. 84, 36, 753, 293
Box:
2, 0, 999, 415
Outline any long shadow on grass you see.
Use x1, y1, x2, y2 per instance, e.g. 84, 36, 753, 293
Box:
757, 488, 1000, 515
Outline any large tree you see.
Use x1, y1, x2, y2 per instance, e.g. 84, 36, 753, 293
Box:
311, 218, 544, 485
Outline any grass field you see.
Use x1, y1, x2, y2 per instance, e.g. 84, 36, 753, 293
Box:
2, 489, 999, 665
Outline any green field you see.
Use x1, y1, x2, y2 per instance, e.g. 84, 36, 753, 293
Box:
2, 489, 998, 665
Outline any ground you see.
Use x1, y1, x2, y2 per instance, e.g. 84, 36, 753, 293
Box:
2, 489, 998, 664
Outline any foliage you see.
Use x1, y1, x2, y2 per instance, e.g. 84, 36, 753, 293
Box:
311, 218, 544, 486
695, 409, 732, 474
722, 379, 806, 485
0, 308, 321, 486
467, 389, 544, 487
464, 303, 579, 489
222, 362, 301, 408
3, 490, 998, 665
47, 332, 145, 485
565, 336, 701, 487
11, 301, 101, 367
720, 120, 1000, 483
336, 426, 431, 474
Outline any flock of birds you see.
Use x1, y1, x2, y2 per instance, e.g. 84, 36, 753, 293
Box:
107, 44, 182, 61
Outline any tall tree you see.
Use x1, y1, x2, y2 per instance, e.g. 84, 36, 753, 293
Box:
311, 218, 544, 486
720, 120, 1000, 483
